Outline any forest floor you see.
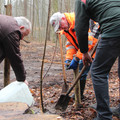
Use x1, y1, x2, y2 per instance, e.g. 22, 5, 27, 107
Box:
0, 41, 119, 120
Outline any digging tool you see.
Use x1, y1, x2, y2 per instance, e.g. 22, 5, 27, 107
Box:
58, 33, 69, 94
55, 37, 100, 111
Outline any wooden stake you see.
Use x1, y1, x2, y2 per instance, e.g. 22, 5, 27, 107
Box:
74, 66, 81, 108
4, 4, 12, 87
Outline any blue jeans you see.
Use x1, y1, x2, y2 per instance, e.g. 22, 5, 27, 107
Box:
91, 37, 120, 120
79, 60, 91, 80
79, 60, 91, 96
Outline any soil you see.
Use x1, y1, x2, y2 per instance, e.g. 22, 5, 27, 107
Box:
0, 41, 119, 120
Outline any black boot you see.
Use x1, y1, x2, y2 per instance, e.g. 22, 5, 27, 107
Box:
71, 79, 86, 100
80, 79, 86, 99
111, 106, 120, 119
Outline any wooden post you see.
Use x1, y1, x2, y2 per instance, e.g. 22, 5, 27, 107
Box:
4, 4, 12, 87
4, 58, 10, 86
74, 65, 81, 108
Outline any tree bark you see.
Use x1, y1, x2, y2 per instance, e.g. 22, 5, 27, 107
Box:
4, 4, 12, 87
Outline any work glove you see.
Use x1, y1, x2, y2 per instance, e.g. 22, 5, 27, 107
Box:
65, 59, 71, 70
68, 57, 79, 70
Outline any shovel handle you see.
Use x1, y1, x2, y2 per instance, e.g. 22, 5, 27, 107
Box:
58, 34, 67, 84
66, 37, 100, 96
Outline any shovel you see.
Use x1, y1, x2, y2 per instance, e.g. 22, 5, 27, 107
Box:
55, 37, 100, 111
58, 33, 69, 94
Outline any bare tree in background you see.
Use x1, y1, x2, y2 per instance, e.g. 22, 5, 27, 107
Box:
32, 0, 35, 36
0, 0, 75, 42
4, 0, 12, 87
40, 0, 51, 113
24, 0, 27, 17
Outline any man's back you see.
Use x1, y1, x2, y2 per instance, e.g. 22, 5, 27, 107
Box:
0, 15, 19, 40
75, 0, 120, 38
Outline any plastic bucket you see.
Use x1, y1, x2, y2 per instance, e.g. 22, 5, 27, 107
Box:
0, 81, 35, 106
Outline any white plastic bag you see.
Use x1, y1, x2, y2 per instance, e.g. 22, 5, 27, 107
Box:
0, 81, 35, 106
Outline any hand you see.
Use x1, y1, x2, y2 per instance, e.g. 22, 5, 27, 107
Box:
24, 80, 29, 85
65, 59, 71, 70
68, 57, 79, 70
82, 52, 92, 66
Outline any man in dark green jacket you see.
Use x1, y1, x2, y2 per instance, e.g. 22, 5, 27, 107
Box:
75, 0, 120, 120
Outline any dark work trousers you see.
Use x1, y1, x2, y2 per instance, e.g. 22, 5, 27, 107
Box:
0, 42, 5, 63
118, 57, 120, 79
91, 37, 120, 120
118, 57, 120, 115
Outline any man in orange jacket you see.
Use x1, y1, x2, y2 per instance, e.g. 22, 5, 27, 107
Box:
50, 12, 100, 99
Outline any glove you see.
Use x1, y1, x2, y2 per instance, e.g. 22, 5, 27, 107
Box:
65, 59, 71, 70
68, 57, 79, 70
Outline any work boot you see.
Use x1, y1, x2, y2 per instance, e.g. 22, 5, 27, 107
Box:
111, 107, 120, 118
90, 105, 120, 119
71, 79, 86, 100
93, 117, 113, 120
80, 79, 86, 98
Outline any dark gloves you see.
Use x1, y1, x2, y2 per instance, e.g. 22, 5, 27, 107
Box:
68, 57, 79, 70
65, 57, 79, 70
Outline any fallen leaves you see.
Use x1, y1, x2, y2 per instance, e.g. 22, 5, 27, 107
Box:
22, 42, 120, 120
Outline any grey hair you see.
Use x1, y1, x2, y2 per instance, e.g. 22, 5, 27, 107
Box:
14, 16, 32, 31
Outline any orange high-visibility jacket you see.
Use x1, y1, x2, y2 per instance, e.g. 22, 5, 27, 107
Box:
61, 12, 98, 60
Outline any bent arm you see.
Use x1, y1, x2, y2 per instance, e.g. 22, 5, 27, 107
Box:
3, 31, 26, 82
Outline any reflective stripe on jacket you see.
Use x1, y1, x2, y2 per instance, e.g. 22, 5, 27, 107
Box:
61, 12, 98, 60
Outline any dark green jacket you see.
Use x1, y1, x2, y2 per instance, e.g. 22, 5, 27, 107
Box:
75, 0, 120, 53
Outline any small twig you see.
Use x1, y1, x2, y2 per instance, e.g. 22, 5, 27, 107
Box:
23, 39, 30, 43
42, 37, 57, 80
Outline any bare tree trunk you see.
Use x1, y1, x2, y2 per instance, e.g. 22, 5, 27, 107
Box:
47, 0, 51, 41
24, 0, 27, 17
4, 4, 12, 87
59, 0, 62, 12
40, 0, 51, 113
64, 0, 70, 12
32, 0, 35, 36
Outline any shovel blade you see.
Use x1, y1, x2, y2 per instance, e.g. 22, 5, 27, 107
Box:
61, 83, 69, 94
55, 95, 71, 111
